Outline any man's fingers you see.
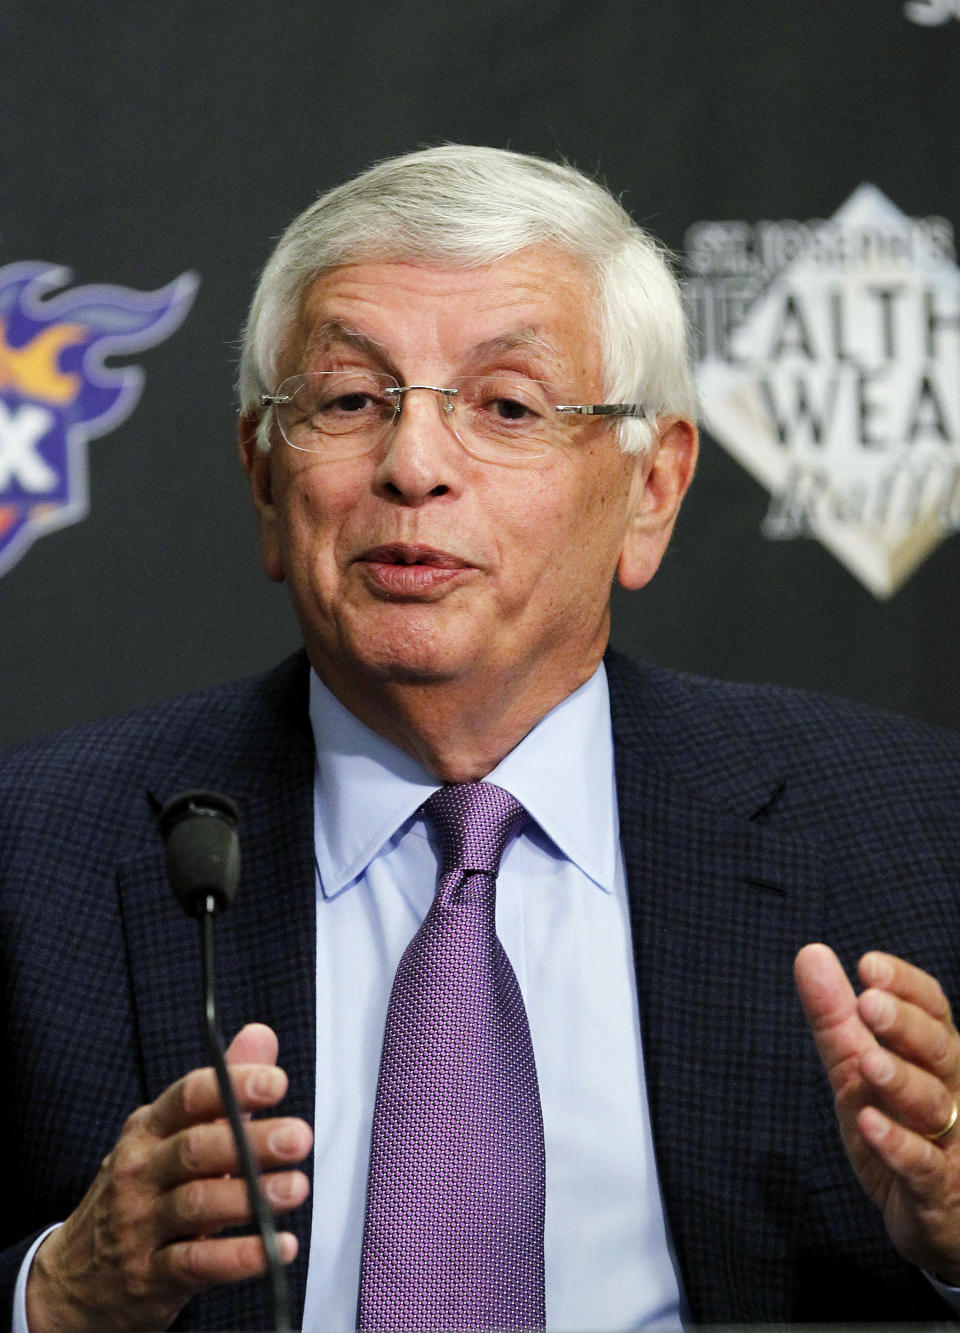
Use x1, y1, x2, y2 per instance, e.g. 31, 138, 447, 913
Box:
24, 1024, 301, 1333
224, 1022, 279, 1067
797, 943, 960, 1283
855, 956, 960, 1139
159, 1230, 299, 1292
152, 1115, 313, 1189
858, 1105, 950, 1197
145, 1062, 289, 1138
859, 952, 955, 1027
859, 988, 960, 1086
859, 1042, 958, 1137
159, 1170, 310, 1240
145, 1024, 283, 1138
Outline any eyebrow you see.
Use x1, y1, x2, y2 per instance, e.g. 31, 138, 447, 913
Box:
300, 320, 562, 377
303, 320, 392, 368
466, 329, 562, 365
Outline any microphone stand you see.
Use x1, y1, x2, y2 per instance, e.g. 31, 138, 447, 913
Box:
198, 896, 291, 1333
160, 790, 291, 1333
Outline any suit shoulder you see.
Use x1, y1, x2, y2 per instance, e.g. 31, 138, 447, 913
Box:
605, 647, 960, 796
0, 652, 310, 813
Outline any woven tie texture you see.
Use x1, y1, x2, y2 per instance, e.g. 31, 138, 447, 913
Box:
357, 781, 546, 1331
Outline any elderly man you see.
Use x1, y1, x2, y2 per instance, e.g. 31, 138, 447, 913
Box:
3, 145, 960, 1331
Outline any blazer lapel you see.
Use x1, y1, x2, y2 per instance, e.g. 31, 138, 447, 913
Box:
116, 654, 317, 1331
607, 652, 825, 1324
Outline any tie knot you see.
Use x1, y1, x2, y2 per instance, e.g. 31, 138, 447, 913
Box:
421, 782, 528, 878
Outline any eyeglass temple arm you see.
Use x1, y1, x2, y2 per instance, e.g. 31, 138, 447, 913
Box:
555, 403, 646, 418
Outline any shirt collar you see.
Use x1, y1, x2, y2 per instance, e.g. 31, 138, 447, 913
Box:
309, 664, 618, 899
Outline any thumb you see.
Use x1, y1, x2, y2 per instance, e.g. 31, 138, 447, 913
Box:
795, 942, 871, 1070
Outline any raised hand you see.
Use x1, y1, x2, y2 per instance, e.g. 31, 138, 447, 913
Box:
796, 943, 960, 1283
25, 1023, 312, 1332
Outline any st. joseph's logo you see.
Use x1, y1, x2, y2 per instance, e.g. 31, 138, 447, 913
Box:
686, 186, 959, 597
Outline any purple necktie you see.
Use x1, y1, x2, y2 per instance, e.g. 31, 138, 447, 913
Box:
357, 781, 546, 1331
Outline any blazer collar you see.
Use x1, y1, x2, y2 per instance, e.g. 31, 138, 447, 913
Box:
605, 647, 787, 820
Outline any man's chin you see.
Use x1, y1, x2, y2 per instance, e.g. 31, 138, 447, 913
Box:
354, 650, 467, 688
314, 633, 477, 695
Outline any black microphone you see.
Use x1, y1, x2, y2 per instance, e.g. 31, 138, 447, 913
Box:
159, 790, 291, 1333
159, 789, 240, 916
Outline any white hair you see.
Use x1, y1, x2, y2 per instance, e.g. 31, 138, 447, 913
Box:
238, 145, 697, 454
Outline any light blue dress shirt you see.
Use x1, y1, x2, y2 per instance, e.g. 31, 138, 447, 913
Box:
301, 663, 684, 1332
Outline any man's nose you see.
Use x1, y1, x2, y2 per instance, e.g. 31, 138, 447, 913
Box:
373, 386, 463, 504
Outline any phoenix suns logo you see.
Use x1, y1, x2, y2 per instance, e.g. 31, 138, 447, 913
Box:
0, 262, 197, 578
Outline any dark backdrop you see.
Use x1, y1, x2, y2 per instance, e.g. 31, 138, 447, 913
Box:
2, 1, 957, 747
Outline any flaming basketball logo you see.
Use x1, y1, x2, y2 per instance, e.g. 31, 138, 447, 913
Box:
0, 261, 197, 577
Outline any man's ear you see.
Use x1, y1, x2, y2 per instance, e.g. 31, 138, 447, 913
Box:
617, 416, 698, 591
237, 411, 285, 584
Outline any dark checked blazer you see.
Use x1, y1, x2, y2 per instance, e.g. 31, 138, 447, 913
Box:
3, 648, 960, 1329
